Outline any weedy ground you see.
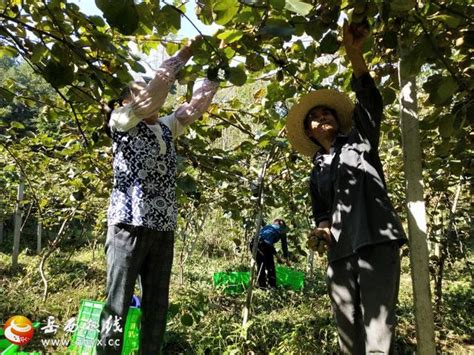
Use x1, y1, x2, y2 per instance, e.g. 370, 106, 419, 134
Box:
0, 239, 472, 354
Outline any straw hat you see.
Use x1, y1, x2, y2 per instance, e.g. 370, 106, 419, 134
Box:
286, 89, 355, 157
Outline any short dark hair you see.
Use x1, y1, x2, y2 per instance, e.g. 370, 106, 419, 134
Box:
273, 218, 285, 226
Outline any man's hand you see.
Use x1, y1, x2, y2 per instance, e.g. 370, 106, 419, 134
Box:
307, 227, 331, 256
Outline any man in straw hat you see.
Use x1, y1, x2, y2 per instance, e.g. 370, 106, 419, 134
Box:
286, 20, 407, 354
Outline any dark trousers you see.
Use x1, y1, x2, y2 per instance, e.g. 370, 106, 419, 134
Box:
97, 224, 174, 355
256, 241, 277, 288
327, 241, 401, 354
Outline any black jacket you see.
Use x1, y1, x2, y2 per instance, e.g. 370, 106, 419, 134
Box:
310, 73, 407, 263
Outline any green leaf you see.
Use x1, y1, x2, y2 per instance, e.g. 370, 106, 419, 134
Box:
390, 0, 416, 13
213, 0, 239, 25
284, 0, 313, 16
157, 5, 181, 33
431, 14, 461, 29
180, 313, 194, 327
10, 121, 25, 129
381, 87, 396, 105
436, 77, 458, 104
166, 42, 180, 56
319, 31, 340, 54
0, 87, 14, 102
177, 175, 198, 193
31, 45, 47, 63
95, 0, 139, 35
0, 46, 17, 58
259, 22, 295, 40
270, 0, 285, 10
218, 30, 243, 43
51, 43, 71, 63
225, 66, 247, 86
305, 20, 325, 41
44, 60, 74, 88
382, 31, 398, 49
245, 53, 265, 72
89, 15, 106, 27
167, 303, 180, 318
438, 115, 455, 138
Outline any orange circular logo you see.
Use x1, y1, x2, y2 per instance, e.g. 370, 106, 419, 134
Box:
3, 316, 34, 346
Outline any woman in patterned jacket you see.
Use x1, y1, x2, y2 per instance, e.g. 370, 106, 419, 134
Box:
97, 39, 219, 354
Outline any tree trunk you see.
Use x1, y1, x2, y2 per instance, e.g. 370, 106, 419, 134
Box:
12, 178, 25, 270
398, 60, 436, 354
0, 220, 3, 244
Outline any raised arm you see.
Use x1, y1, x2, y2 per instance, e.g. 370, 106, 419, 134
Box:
130, 46, 193, 119
159, 78, 219, 138
109, 45, 193, 132
174, 78, 219, 126
343, 20, 383, 149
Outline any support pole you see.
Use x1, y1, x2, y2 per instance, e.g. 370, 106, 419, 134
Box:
12, 178, 24, 270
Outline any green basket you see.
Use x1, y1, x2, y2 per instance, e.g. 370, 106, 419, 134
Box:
213, 271, 250, 294
68, 300, 141, 355
276, 266, 305, 291
213, 267, 304, 293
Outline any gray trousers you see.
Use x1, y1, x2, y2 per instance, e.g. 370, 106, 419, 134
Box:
97, 224, 174, 355
327, 241, 401, 354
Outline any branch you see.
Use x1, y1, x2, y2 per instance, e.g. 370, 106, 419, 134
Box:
0, 86, 66, 111
261, 49, 311, 92
0, 13, 112, 88
208, 112, 255, 138
162, 2, 226, 63
221, 108, 261, 121
430, 0, 472, 21
39, 207, 77, 301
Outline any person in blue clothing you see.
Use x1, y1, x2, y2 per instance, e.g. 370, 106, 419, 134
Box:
254, 219, 290, 288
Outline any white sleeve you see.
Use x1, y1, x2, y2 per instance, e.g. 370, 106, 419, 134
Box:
174, 79, 219, 127
109, 105, 141, 132
160, 112, 185, 138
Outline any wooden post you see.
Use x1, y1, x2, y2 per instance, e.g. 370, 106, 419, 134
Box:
398, 59, 436, 354
307, 250, 314, 278
37, 220, 42, 254
12, 178, 24, 270
0, 220, 3, 244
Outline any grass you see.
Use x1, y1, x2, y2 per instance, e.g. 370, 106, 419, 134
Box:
0, 241, 472, 354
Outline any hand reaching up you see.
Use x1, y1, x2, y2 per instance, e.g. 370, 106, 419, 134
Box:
342, 19, 370, 77
342, 19, 370, 56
